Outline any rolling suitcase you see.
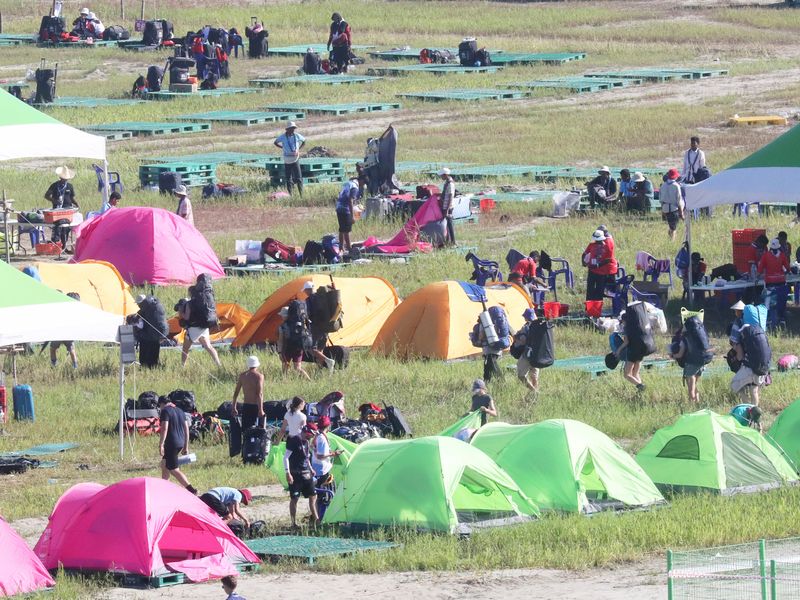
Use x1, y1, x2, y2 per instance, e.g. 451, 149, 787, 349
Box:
12, 385, 34, 421
383, 404, 412, 438
228, 415, 242, 457
242, 418, 270, 465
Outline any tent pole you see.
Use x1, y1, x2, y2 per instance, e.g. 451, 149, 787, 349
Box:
102, 160, 110, 208
2, 190, 10, 264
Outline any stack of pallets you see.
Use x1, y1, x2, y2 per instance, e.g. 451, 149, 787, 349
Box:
138, 162, 217, 188
242, 157, 346, 186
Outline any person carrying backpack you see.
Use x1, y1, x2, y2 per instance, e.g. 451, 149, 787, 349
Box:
615, 302, 656, 393
511, 308, 539, 392
179, 275, 221, 368
475, 305, 513, 383
336, 175, 359, 252
731, 324, 770, 406
303, 282, 337, 373
277, 306, 311, 380
133, 294, 168, 368
669, 315, 713, 404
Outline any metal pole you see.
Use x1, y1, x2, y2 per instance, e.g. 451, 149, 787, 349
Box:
686, 209, 694, 306
119, 361, 125, 459
120, 0, 125, 20
770, 559, 777, 600
140, 0, 145, 21
102, 160, 110, 207
760, 539, 768, 600
2, 190, 10, 264
666, 549, 673, 600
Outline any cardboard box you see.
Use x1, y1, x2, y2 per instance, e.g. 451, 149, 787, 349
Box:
169, 83, 197, 93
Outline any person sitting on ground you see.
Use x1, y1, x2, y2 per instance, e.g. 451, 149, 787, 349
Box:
178, 277, 222, 368
87, 12, 104, 38
100, 191, 121, 214
72, 7, 92, 38
158, 394, 197, 495
284, 423, 319, 527
231, 356, 265, 433
512, 308, 540, 392
629, 171, 654, 213
758, 238, 790, 329
303, 282, 337, 372
302, 47, 322, 74
327, 12, 352, 73
44, 166, 79, 249
311, 415, 341, 519
199, 487, 252, 526
618, 169, 634, 208
221, 574, 246, 600
279, 396, 307, 443
174, 185, 193, 226
730, 403, 763, 433
586, 166, 618, 209
277, 306, 311, 380
660, 168, 683, 241
470, 378, 498, 426
336, 174, 359, 252
438, 167, 456, 246
50, 292, 81, 369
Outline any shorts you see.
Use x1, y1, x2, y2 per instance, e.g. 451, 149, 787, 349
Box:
626, 346, 646, 363
731, 365, 765, 393
282, 349, 303, 364
162, 445, 183, 471
663, 211, 679, 231
310, 330, 328, 351
516, 355, 540, 381
336, 210, 352, 234
51, 341, 75, 351
289, 471, 316, 498
186, 327, 210, 343
199, 493, 230, 518
683, 363, 704, 379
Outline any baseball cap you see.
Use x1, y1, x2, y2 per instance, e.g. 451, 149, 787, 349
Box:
239, 489, 252, 505
135, 294, 146, 305
437, 167, 451, 176
317, 415, 331, 428
247, 356, 260, 369
303, 423, 318, 435
666, 168, 680, 180
472, 378, 486, 392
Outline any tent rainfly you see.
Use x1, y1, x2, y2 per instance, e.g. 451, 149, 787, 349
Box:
767, 398, 800, 472
0, 258, 121, 346
0, 515, 55, 597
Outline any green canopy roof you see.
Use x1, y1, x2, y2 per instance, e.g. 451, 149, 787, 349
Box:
767, 399, 800, 472
323, 436, 539, 533
636, 410, 798, 494
472, 420, 665, 513
730, 124, 800, 170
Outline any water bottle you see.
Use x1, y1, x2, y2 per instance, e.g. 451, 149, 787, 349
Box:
177, 452, 197, 466
750, 262, 757, 281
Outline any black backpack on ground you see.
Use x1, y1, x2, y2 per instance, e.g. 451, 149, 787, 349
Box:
526, 319, 555, 368
228, 416, 242, 457
132, 391, 159, 410
323, 345, 349, 369
189, 274, 218, 328
242, 421, 270, 465
168, 390, 196, 413
200, 72, 219, 90
383, 405, 412, 438
263, 400, 287, 422
623, 301, 656, 358
146, 65, 164, 92
216, 401, 242, 421
0, 457, 39, 475
158, 171, 181, 194
303, 52, 322, 74
38, 16, 65, 42
104, 25, 130, 41
458, 38, 478, 66
683, 316, 714, 366
34, 68, 55, 104
302, 241, 325, 265
741, 324, 771, 376
159, 19, 174, 41
475, 48, 491, 66
143, 20, 163, 46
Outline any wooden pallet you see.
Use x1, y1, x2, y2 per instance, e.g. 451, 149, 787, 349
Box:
86, 122, 211, 136
728, 115, 788, 126
367, 64, 502, 76
267, 43, 374, 56
175, 110, 304, 126
45, 96, 145, 108
142, 87, 262, 100
250, 74, 382, 87
266, 102, 401, 115
489, 52, 587, 65
397, 88, 527, 102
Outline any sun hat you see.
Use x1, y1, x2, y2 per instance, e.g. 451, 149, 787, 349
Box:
437, 167, 451, 176
239, 489, 252, 505
55, 166, 75, 180
285, 121, 298, 129
135, 294, 146, 305
307, 47, 315, 52
666, 168, 680, 180
174, 185, 188, 197
317, 415, 331, 428
302, 281, 314, 291
278, 306, 289, 318
730, 300, 746, 311
592, 229, 606, 242
522, 308, 536, 321
80, 7, 90, 15
247, 356, 260, 369
632, 171, 645, 182
88, 12, 96, 19
769, 238, 781, 250
598, 166, 610, 174
472, 378, 487, 392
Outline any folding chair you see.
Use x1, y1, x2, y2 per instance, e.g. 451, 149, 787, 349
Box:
92, 164, 124, 195
630, 283, 663, 309
542, 257, 575, 301
642, 252, 673, 288
606, 274, 634, 316
465, 252, 503, 287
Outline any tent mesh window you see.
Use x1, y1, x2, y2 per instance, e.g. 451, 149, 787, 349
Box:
656, 435, 700, 460
720, 432, 782, 489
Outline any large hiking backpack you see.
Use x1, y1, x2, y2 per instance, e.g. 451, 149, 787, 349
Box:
487, 306, 511, 350
458, 38, 478, 66
526, 319, 555, 368
475, 48, 491, 66
683, 316, 714, 366
146, 65, 164, 92
137, 297, 168, 342
302, 240, 325, 265
168, 389, 197, 413
317, 286, 343, 333
104, 25, 130, 41
285, 299, 310, 354
623, 301, 656, 358
160, 19, 174, 41
129, 391, 159, 410
143, 20, 163, 46
741, 324, 771, 376
262, 237, 297, 264
303, 52, 322, 74
287, 298, 308, 323
190, 274, 218, 328
39, 16, 65, 42
34, 68, 55, 104
321, 235, 341, 264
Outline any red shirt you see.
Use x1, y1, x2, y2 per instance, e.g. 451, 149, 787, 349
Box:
758, 250, 789, 284
512, 257, 538, 279
583, 242, 616, 275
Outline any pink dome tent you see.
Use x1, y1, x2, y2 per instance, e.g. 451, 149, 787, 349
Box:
72, 207, 225, 286
34, 477, 259, 583
0, 515, 55, 596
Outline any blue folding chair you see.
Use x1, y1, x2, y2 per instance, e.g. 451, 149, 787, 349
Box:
630, 282, 663, 309
606, 274, 634, 316
92, 164, 124, 195
642, 252, 673, 288
465, 252, 503, 286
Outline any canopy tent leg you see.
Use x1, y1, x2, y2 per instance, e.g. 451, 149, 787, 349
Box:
102, 160, 110, 207
686, 214, 694, 307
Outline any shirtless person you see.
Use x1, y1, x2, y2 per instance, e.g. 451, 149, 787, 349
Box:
231, 356, 265, 432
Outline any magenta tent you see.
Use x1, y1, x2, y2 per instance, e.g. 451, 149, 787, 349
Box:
72, 207, 225, 286
0, 515, 55, 597
363, 196, 440, 254
34, 478, 259, 583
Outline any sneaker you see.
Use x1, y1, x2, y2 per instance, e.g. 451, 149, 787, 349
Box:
636, 383, 646, 393
185, 485, 198, 495
325, 357, 336, 373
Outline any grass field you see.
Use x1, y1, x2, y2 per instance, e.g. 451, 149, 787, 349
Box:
2, 0, 800, 597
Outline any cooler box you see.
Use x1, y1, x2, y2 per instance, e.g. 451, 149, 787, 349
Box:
42, 209, 75, 224
12, 385, 34, 421
732, 228, 766, 274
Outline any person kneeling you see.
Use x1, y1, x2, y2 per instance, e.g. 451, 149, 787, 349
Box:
199, 487, 252, 527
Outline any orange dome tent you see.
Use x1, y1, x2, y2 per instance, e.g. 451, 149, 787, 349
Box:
233, 275, 399, 349
169, 303, 253, 344
32, 260, 137, 316
370, 281, 532, 360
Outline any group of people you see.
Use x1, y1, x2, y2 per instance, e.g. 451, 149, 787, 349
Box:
300, 13, 353, 74
71, 7, 104, 39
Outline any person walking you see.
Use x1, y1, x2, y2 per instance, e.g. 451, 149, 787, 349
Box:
660, 168, 684, 241
284, 423, 319, 527
231, 356, 265, 433
512, 308, 540, 392
303, 282, 337, 372
279, 396, 308, 442
175, 185, 194, 226
179, 276, 222, 368
438, 167, 456, 246
336, 175, 359, 252
274, 122, 306, 195
133, 294, 168, 368
158, 395, 197, 495
277, 306, 311, 380
326, 12, 351, 73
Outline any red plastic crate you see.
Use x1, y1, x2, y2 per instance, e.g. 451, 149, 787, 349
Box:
35, 242, 62, 255
731, 229, 765, 273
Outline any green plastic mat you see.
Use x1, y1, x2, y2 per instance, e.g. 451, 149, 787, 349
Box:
250, 74, 382, 87
245, 535, 398, 563
0, 442, 78, 458
268, 43, 374, 56
175, 110, 304, 125
266, 102, 401, 115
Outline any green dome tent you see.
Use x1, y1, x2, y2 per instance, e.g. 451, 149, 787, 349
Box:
322, 436, 539, 533
767, 399, 800, 472
265, 433, 356, 490
471, 420, 665, 514
636, 410, 798, 495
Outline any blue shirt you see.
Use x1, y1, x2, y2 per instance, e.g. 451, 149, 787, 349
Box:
730, 404, 755, 427
729, 317, 744, 345
336, 180, 359, 213
207, 487, 242, 506
619, 180, 633, 198
100, 201, 113, 214
275, 132, 305, 161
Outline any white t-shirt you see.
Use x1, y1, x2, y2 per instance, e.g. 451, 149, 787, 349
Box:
312, 433, 332, 477
177, 197, 194, 226
284, 410, 306, 437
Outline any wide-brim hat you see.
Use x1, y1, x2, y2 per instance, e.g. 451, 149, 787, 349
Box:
632, 171, 645, 182
591, 229, 606, 241
174, 185, 188, 196
598, 166, 610, 174
730, 300, 746, 311
55, 166, 75, 180
438, 167, 451, 176
285, 121, 298, 130
80, 7, 90, 15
